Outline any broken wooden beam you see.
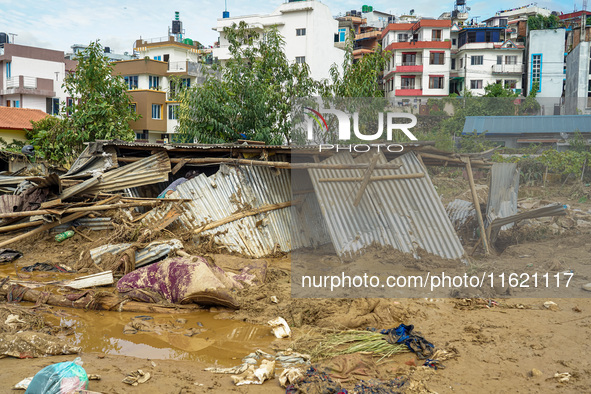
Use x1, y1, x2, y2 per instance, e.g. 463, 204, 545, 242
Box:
353, 152, 380, 207
0, 200, 162, 220
194, 198, 302, 235
318, 173, 425, 183
64, 271, 114, 289
465, 158, 490, 255
117, 156, 402, 170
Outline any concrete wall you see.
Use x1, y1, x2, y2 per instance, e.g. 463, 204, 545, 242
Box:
527, 28, 566, 103
565, 42, 590, 114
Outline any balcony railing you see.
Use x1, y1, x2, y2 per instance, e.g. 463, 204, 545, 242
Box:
396, 85, 421, 90
397, 62, 422, 66
168, 61, 187, 72
492, 64, 524, 73
6, 76, 37, 89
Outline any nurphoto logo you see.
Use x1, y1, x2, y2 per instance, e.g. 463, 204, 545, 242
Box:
304, 106, 418, 153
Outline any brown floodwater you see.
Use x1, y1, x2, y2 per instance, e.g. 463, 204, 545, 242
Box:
1, 263, 275, 366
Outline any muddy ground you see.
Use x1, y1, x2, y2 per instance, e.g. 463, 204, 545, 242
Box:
1, 177, 591, 393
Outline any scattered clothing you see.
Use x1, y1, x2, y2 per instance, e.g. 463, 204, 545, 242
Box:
354, 378, 406, 394
157, 177, 188, 198
372, 324, 435, 359
285, 366, 347, 394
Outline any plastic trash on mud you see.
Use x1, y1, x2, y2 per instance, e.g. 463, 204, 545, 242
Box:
25, 357, 88, 394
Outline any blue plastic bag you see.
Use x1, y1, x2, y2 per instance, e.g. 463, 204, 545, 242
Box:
25, 357, 88, 394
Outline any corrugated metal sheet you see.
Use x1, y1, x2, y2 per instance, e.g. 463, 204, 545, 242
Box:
142, 164, 329, 257
51, 217, 113, 233
64, 152, 171, 196
89, 239, 183, 268
446, 199, 475, 230
64, 145, 118, 178
308, 151, 466, 261
489, 204, 567, 230
486, 162, 519, 232
463, 115, 591, 135
0, 194, 22, 214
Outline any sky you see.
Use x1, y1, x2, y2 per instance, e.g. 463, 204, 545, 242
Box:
0, 0, 580, 54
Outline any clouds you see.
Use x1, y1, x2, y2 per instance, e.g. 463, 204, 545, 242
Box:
2, 0, 575, 54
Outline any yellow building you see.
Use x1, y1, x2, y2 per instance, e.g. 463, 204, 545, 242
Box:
0, 106, 48, 143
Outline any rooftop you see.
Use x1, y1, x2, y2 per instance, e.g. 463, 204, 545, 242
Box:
0, 107, 48, 130
463, 115, 591, 135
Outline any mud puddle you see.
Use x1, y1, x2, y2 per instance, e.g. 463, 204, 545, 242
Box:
45, 309, 274, 366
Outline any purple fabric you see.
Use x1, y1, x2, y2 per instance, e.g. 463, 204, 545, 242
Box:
117, 256, 211, 303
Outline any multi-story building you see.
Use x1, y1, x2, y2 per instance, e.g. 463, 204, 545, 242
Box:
213, 0, 345, 81
526, 28, 567, 114
484, 5, 551, 42
66, 44, 137, 62
451, 26, 524, 96
0, 41, 76, 114
112, 36, 209, 142
381, 20, 452, 107
565, 41, 591, 114
335, 10, 383, 60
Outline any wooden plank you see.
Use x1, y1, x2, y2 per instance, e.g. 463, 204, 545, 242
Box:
318, 173, 425, 182
64, 271, 114, 289
353, 152, 380, 207
0, 201, 162, 219
171, 158, 190, 175
194, 198, 303, 235
0, 220, 44, 234
465, 159, 490, 255
40, 199, 63, 209
117, 156, 402, 171
0, 195, 121, 249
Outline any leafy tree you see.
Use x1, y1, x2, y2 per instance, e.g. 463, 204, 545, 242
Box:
178, 22, 317, 144
528, 14, 562, 30
28, 41, 138, 165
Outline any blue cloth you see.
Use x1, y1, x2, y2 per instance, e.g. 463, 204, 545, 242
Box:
158, 177, 188, 198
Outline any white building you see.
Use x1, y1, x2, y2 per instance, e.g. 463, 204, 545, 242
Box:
0, 42, 75, 114
212, 0, 345, 81
565, 41, 591, 114
451, 26, 524, 96
381, 20, 452, 107
526, 28, 566, 113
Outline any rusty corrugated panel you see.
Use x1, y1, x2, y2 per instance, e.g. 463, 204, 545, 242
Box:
490, 204, 567, 230
486, 162, 519, 232
308, 151, 466, 261
0, 195, 22, 214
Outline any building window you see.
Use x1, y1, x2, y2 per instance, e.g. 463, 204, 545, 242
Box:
52, 98, 59, 115
66, 97, 74, 116
13, 100, 20, 108
505, 55, 517, 65
459, 58, 464, 69
6, 62, 11, 78
497, 55, 503, 65
153, 55, 162, 61
296, 56, 306, 64
401, 76, 415, 89
429, 76, 444, 89
182, 78, 191, 88
470, 80, 483, 89
429, 52, 445, 65
451, 58, 456, 70
136, 131, 149, 140
152, 104, 162, 119
504, 80, 517, 89
467, 31, 476, 43
149, 75, 160, 89
338, 28, 346, 42
402, 53, 416, 65
124, 75, 138, 90
531, 54, 542, 91
431, 29, 442, 41
471, 56, 483, 65
296, 28, 306, 36
129, 103, 137, 114
168, 104, 179, 120
398, 33, 408, 42
452, 38, 457, 46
